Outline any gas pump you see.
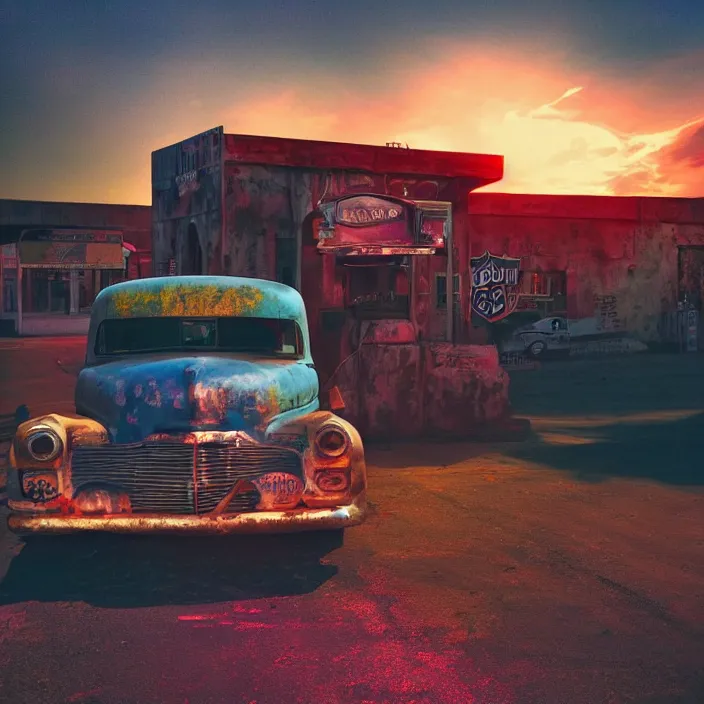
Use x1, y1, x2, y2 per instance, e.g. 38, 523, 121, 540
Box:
317, 193, 453, 341
314, 193, 454, 433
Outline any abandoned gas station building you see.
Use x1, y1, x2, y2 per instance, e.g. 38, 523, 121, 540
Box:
152, 126, 511, 438
152, 126, 704, 349
150, 126, 702, 437
0, 199, 151, 335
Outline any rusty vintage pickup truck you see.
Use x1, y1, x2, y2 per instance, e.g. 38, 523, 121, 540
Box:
6, 276, 368, 535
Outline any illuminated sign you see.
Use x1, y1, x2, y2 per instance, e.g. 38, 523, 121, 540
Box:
335, 196, 405, 227
317, 195, 451, 255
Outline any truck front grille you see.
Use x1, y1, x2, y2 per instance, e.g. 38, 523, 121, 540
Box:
71, 441, 302, 514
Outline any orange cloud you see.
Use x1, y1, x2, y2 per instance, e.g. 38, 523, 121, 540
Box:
224, 46, 704, 198
29, 44, 700, 204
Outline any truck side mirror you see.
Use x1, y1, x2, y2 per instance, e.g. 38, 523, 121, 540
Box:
328, 386, 346, 413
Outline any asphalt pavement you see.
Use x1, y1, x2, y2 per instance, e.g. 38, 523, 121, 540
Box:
0, 338, 702, 704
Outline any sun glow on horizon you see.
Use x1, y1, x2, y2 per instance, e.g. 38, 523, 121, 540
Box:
221, 48, 704, 200
475, 87, 704, 196
5, 45, 703, 204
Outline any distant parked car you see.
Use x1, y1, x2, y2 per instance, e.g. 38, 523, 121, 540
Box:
6, 276, 368, 536
499, 316, 571, 358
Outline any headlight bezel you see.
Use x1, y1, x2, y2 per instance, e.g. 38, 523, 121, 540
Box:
26, 428, 63, 462
315, 470, 350, 492
314, 425, 350, 458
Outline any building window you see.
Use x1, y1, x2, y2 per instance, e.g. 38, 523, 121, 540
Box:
436, 273, 460, 308
521, 270, 567, 313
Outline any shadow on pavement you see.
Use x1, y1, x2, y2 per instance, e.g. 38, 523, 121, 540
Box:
508, 353, 704, 417
505, 410, 704, 486
367, 440, 492, 469
369, 353, 704, 486
0, 531, 342, 608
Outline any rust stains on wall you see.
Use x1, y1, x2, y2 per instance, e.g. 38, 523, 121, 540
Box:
223, 164, 299, 281
149, 132, 517, 439
330, 341, 510, 439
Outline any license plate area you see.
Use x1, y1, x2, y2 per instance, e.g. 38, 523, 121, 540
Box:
252, 472, 305, 510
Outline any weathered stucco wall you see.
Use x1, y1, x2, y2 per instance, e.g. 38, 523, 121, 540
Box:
466, 194, 704, 344
150, 133, 524, 439
151, 127, 223, 275
222, 163, 311, 284
219, 162, 476, 370
330, 340, 510, 439
220, 161, 463, 281
214, 158, 513, 438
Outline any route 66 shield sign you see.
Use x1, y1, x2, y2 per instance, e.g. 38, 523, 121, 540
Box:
470, 251, 522, 323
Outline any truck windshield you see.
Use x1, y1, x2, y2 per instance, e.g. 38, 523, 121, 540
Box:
95, 317, 302, 357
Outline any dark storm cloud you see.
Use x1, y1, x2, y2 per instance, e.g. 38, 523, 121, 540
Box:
4, 0, 704, 68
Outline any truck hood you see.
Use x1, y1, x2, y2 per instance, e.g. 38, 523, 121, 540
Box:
75, 355, 318, 443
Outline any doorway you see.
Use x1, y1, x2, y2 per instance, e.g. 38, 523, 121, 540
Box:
678, 246, 704, 351
414, 255, 457, 341
678, 246, 704, 310
185, 223, 203, 275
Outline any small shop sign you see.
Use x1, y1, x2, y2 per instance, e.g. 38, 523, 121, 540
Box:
335, 195, 405, 226
1, 244, 17, 269
470, 250, 523, 323
18, 230, 124, 269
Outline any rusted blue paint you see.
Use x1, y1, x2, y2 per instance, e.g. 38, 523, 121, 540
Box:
76, 356, 318, 443
78, 276, 318, 442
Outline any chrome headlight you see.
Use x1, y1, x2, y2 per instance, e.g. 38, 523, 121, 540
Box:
314, 425, 350, 458
26, 429, 63, 462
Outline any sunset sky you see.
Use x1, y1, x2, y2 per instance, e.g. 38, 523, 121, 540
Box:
1, 0, 703, 204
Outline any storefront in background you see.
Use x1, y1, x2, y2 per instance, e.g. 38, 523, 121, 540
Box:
0, 229, 128, 335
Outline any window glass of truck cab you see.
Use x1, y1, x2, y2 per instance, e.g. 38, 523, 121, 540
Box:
95, 317, 303, 357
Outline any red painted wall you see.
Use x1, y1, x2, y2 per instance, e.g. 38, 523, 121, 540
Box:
464, 193, 704, 341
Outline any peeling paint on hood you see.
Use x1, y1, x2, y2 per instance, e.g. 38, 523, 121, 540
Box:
75, 355, 319, 443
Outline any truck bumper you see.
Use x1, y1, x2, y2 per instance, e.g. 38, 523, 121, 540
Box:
8, 495, 367, 535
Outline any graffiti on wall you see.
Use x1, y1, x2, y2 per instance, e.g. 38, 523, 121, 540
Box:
499, 352, 541, 371
594, 294, 623, 331
659, 306, 700, 352
497, 289, 650, 363
316, 172, 449, 204
176, 170, 199, 198
470, 251, 522, 323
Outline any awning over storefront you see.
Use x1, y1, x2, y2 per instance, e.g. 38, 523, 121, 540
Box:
18, 229, 125, 269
